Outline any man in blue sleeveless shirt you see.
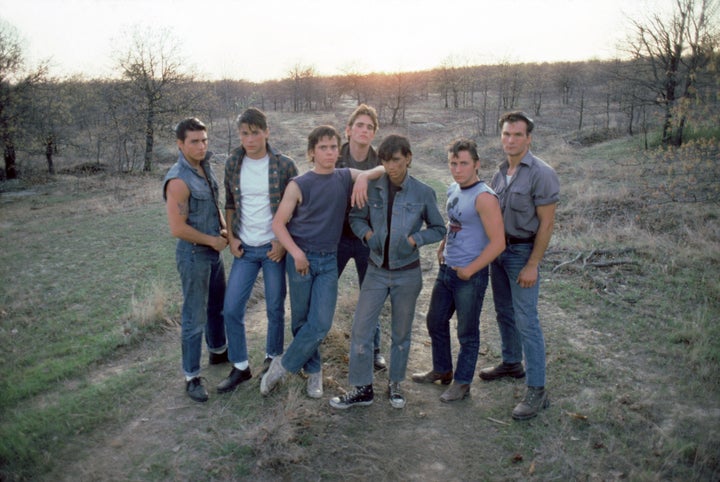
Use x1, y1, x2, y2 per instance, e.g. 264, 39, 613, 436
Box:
163, 118, 229, 403
262, 125, 384, 399
412, 139, 505, 403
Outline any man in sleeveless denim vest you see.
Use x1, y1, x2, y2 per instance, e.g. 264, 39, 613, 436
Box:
163, 117, 229, 403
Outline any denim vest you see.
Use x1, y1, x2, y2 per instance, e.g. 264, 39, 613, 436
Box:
163, 153, 222, 247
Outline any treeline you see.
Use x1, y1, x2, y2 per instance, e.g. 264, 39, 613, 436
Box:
1, 0, 718, 179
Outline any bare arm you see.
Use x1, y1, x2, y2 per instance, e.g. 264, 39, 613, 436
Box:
165, 178, 228, 252
349, 165, 385, 208
225, 208, 244, 257
517, 202, 556, 288
271, 181, 308, 274
437, 237, 447, 265
453, 192, 506, 280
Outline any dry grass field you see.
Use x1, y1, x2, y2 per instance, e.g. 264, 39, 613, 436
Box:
1, 97, 719, 481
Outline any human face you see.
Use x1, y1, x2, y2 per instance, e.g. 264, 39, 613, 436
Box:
238, 123, 269, 159
448, 151, 480, 188
311, 136, 339, 173
177, 130, 208, 165
382, 151, 411, 186
346, 114, 376, 147
501, 121, 532, 161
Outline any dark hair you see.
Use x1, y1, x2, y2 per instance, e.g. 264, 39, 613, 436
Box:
377, 134, 412, 162
307, 125, 341, 161
499, 111, 534, 134
347, 104, 379, 132
448, 138, 479, 161
175, 117, 206, 141
237, 107, 268, 131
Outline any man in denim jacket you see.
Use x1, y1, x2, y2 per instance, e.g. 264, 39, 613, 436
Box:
329, 134, 446, 410
163, 117, 229, 403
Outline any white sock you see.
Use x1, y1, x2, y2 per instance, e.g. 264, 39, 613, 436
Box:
234, 361, 249, 370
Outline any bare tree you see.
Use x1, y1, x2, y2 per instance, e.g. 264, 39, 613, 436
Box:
113, 26, 194, 172
287, 63, 317, 112
623, 0, 719, 146
26, 78, 74, 174
0, 21, 46, 179
381, 71, 413, 126
339, 63, 370, 105
437, 56, 464, 109
555, 62, 580, 106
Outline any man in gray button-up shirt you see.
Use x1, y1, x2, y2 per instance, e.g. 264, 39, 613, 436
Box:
479, 111, 560, 421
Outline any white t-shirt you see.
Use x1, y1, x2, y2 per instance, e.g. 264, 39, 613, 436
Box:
238, 154, 274, 246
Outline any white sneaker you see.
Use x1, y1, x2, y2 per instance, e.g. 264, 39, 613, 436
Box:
306, 370, 323, 399
260, 355, 286, 396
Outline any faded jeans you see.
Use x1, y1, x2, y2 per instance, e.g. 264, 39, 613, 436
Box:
224, 243, 286, 364
337, 234, 381, 351
348, 264, 422, 386
176, 243, 227, 378
426, 264, 489, 384
490, 243, 546, 387
282, 252, 338, 375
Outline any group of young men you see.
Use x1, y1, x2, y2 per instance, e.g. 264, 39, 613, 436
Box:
163, 104, 559, 420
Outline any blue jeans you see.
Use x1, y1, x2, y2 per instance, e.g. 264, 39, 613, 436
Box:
176, 243, 227, 378
224, 243, 286, 364
337, 234, 381, 351
282, 252, 338, 375
490, 243, 546, 387
348, 264, 422, 386
425, 264, 489, 384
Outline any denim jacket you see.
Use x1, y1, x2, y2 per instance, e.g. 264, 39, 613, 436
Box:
350, 174, 446, 270
163, 153, 222, 246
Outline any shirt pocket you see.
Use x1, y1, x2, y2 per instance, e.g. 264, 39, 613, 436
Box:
401, 202, 425, 231
507, 191, 535, 227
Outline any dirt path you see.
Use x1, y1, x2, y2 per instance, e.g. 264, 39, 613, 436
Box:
43, 263, 585, 481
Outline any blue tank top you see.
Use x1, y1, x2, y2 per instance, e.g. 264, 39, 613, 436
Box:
444, 181, 496, 267
287, 169, 352, 252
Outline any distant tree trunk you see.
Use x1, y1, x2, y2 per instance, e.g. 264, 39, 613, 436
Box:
626, 101, 635, 136
533, 92, 542, 116
143, 107, 154, 172
226, 118, 233, 155
3, 140, 17, 179
45, 135, 55, 174
605, 93, 611, 130
577, 92, 585, 132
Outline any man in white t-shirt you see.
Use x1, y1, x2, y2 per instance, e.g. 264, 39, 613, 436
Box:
217, 108, 298, 394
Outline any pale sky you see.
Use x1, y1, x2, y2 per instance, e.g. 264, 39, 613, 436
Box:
1, 0, 676, 82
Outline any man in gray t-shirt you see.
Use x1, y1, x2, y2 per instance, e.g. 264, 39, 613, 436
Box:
479, 111, 560, 421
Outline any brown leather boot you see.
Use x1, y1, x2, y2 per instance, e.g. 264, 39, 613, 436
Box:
512, 386, 550, 420
411, 369, 453, 385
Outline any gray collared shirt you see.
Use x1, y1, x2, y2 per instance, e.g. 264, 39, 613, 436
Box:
491, 150, 560, 239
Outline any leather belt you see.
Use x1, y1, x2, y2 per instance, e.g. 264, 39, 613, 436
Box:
506, 235, 535, 245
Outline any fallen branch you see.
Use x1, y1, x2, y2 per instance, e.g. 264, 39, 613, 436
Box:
583, 249, 597, 267
552, 251, 583, 272
587, 259, 639, 268
487, 417, 510, 426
